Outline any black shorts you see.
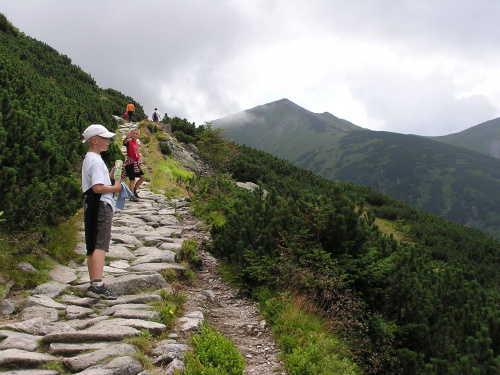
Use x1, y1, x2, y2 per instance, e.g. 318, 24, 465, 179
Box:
125, 164, 144, 180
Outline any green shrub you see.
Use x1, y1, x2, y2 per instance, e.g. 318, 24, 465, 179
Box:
182, 322, 246, 375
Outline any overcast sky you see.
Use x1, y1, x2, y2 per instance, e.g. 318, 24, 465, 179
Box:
2, 0, 500, 136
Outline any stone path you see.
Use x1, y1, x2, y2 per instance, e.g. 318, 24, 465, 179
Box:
0, 122, 285, 374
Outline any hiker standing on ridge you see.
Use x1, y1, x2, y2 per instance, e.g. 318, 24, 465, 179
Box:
126, 101, 135, 123
152, 108, 161, 123
81, 124, 122, 300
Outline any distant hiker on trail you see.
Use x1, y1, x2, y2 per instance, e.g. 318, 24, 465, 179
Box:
126, 101, 135, 123
81, 124, 122, 300
123, 112, 128, 120
152, 108, 161, 123
123, 128, 146, 201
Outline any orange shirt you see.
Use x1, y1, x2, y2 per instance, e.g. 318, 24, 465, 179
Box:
127, 103, 135, 112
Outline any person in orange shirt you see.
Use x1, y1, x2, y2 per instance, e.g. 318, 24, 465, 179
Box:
126, 101, 135, 123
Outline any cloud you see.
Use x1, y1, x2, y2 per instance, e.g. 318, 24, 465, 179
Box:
2, 0, 500, 134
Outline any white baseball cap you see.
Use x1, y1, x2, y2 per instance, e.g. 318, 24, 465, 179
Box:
82, 124, 116, 143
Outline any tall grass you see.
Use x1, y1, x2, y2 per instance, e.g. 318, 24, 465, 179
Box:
260, 292, 362, 375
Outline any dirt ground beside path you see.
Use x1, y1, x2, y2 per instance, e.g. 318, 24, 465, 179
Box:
176, 209, 286, 374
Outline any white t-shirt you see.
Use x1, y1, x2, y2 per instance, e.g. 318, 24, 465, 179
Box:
82, 152, 116, 211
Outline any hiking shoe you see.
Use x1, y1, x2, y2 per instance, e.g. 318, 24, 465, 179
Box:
87, 284, 117, 300
133, 188, 140, 198
130, 196, 139, 202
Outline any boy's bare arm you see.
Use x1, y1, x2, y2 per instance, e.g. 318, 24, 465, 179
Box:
92, 181, 122, 194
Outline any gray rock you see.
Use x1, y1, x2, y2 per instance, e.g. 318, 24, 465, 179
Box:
0, 348, 57, 366
177, 311, 204, 332
109, 260, 130, 269
112, 234, 142, 247
32, 281, 69, 298
19, 305, 59, 322
0, 317, 77, 335
64, 316, 109, 330
108, 245, 136, 260
63, 343, 136, 372
113, 309, 159, 320
102, 293, 162, 306
152, 340, 191, 357
164, 358, 186, 374
23, 295, 67, 310
60, 294, 98, 307
17, 261, 38, 274
202, 290, 216, 303
128, 263, 185, 273
0, 370, 59, 375
49, 342, 114, 355
42, 325, 140, 343
132, 246, 159, 256
74, 355, 143, 375
100, 303, 155, 316
66, 304, 95, 320
0, 299, 15, 315
75, 242, 87, 255
91, 318, 166, 335
48, 265, 78, 284
0, 330, 41, 351
103, 272, 168, 295
130, 249, 176, 266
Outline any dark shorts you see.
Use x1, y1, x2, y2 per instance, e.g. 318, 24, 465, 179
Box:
127, 111, 134, 120
125, 164, 144, 180
87, 202, 113, 255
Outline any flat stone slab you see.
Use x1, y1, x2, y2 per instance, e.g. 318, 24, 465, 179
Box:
103, 265, 128, 274
23, 295, 67, 310
42, 325, 140, 343
177, 311, 204, 332
61, 294, 98, 307
109, 260, 130, 269
113, 309, 159, 320
49, 342, 116, 355
130, 249, 176, 266
111, 234, 142, 247
101, 293, 162, 306
158, 241, 183, 251
102, 273, 168, 295
48, 265, 78, 284
0, 370, 59, 375
31, 281, 69, 298
0, 330, 42, 351
107, 245, 136, 260
62, 343, 136, 372
66, 305, 95, 320
128, 263, 185, 273
0, 348, 58, 366
100, 318, 166, 335
0, 317, 77, 335
100, 303, 155, 316
132, 246, 159, 256
73, 355, 142, 375
19, 305, 59, 322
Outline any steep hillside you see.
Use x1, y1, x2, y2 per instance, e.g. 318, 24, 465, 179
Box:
0, 14, 144, 229
430, 117, 500, 158
214, 99, 500, 239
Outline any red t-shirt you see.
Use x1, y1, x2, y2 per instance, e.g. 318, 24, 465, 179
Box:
125, 140, 140, 163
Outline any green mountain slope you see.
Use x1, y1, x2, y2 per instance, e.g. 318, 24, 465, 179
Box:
214, 99, 500, 239
429, 117, 500, 158
0, 14, 144, 229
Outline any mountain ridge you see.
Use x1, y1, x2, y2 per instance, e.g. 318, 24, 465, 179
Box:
213, 99, 500, 238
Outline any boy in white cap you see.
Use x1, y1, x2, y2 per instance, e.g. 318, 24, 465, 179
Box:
81, 124, 123, 299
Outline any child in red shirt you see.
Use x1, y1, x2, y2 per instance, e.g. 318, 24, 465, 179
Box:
122, 129, 146, 201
